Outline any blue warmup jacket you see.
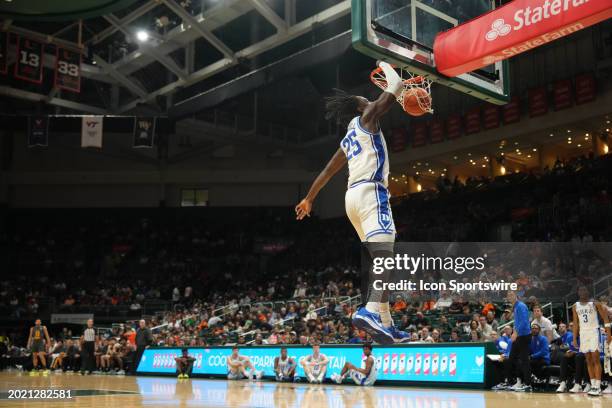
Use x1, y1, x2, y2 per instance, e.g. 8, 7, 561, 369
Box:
530, 334, 550, 364
513, 301, 531, 337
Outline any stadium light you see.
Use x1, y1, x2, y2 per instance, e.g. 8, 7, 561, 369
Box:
136, 30, 150, 42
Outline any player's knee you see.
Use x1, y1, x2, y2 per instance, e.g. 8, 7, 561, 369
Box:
365, 232, 395, 244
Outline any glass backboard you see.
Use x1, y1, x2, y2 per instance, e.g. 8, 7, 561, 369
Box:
352, 0, 510, 104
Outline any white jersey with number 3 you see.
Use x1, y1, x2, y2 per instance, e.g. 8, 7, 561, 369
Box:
341, 117, 389, 188
575, 301, 599, 331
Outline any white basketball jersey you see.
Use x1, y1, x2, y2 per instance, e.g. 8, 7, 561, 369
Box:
340, 116, 389, 188
364, 355, 378, 385
277, 356, 292, 375
575, 301, 599, 331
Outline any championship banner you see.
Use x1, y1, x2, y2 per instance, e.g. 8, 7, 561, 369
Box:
390, 127, 407, 152
575, 72, 596, 104
502, 96, 520, 124
412, 122, 428, 147
27, 116, 49, 147
446, 114, 462, 140
434, 0, 612, 77
0, 31, 7, 75
133, 117, 156, 148
528, 87, 548, 118
483, 104, 500, 130
465, 107, 481, 135
429, 119, 445, 143
553, 79, 573, 110
55, 47, 82, 92
81, 116, 103, 148
15, 36, 43, 83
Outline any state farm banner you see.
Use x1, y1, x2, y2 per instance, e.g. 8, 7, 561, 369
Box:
434, 0, 612, 77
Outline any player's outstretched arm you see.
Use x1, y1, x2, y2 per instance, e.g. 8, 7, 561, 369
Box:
361, 61, 402, 131
295, 148, 347, 220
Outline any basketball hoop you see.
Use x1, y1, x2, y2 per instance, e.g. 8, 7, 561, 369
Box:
370, 66, 433, 116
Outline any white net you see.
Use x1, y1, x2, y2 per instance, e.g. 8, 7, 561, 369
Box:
371, 67, 433, 115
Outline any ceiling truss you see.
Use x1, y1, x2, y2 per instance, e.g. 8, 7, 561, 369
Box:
0, 0, 351, 146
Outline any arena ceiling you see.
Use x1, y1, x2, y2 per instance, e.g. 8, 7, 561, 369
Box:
0, 0, 355, 119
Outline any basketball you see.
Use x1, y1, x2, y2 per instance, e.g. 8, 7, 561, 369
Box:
402, 88, 432, 117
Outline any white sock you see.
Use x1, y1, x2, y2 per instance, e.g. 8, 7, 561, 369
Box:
379, 302, 392, 327
591, 379, 596, 387
595, 379, 600, 388
365, 302, 379, 313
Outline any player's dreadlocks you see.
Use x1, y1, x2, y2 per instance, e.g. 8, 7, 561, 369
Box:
324, 88, 360, 127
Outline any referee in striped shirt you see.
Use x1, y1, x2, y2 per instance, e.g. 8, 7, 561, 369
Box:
81, 318, 96, 374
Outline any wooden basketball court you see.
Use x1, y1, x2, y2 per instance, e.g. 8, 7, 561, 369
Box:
0, 371, 607, 408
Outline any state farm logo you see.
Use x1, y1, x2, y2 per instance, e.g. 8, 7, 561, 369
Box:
485, 19, 511, 41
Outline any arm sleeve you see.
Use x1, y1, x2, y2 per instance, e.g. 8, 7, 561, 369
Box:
378, 61, 403, 98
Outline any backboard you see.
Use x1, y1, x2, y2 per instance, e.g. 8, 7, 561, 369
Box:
352, 0, 510, 105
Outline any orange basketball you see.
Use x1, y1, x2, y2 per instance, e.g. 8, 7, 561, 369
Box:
402, 88, 431, 116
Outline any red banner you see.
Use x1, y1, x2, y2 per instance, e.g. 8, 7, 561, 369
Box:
483, 104, 500, 129
412, 122, 428, 147
430, 119, 445, 143
0, 31, 7, 75
575, 72, 596, 104
390, 127, 408, 152
553, 79, 572, 110
528, 87, 548, 118
502, 96, 521, 124
55, 47, 82, 93
15, 36, 43, 84
446, 114, 462, 140
434, 0, 612, 77
465, 107, 481, 135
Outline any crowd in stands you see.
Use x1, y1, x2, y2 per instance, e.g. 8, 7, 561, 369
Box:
1, 153, 611, 377
397, 153, 612, 242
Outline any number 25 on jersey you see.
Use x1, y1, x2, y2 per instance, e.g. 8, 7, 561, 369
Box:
342, 130, 362, 160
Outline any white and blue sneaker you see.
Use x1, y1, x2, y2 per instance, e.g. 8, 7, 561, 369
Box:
352, 307, 395, 344
387, 326, 410, 343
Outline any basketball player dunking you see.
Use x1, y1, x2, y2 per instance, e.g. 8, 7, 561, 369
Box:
295, 61, 407, 344
572, 285, 611, 396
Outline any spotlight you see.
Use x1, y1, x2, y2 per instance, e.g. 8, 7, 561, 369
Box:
136, 30, 149, 42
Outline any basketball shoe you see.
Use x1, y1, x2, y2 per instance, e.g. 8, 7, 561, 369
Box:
352, 307, 394, 344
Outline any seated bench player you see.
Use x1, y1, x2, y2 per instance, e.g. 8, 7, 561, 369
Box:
274, 347, 297, 382
175, 348, 196, 379
227, 346, 262, 380
301, 343, 329, 384
331, 343, 377, 386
